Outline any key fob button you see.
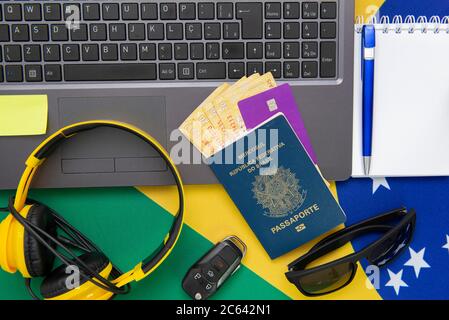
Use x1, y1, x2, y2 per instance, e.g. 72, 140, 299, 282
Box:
203, 268, 217, 282
211, 255, 228, 272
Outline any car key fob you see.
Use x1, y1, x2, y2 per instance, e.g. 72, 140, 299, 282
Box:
182, 236, 247, 300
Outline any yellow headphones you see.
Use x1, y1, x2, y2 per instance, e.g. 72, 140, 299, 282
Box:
0, 120, 185, 300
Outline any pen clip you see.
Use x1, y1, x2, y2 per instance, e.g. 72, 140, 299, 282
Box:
361, 28, 365, 79
361, 25, 376, 79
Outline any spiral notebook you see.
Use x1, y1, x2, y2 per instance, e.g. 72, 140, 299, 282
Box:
352, 16, 449, 177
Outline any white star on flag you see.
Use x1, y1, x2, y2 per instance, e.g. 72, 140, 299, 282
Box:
404, 247, 431, 278
385, 269, 408, 295
443, 235, 449, 254
371, 177, 390, 194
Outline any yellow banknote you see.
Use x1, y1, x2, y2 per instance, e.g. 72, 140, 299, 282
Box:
205, 74, 261, 145
179, 84, 230, 157
215, 73, 277, 144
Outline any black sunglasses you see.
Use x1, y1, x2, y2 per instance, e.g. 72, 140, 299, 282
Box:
285, 208, 416, 296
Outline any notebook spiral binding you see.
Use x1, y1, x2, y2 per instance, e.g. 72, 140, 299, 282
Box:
355, 15, 449, 34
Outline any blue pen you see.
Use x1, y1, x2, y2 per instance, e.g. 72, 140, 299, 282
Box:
362, 25, 376, 175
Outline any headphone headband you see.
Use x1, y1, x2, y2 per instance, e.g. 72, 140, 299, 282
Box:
13, 120, 185, 287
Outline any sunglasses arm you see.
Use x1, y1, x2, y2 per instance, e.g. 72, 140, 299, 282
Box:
288, 224, 393, 271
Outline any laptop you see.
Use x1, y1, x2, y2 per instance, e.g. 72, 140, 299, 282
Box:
0, 0, 354, 188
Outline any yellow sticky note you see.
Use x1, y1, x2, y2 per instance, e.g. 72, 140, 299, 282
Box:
0, 95, 48, 136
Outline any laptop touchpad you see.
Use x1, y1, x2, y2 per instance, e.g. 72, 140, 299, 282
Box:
58, 96, 167, 174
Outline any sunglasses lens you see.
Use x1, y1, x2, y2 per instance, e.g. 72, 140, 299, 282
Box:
297, 262, 355, 295
370, 222, 413, 266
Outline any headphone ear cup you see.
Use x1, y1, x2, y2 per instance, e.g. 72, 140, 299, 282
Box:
40, 252, 113, 300
0, 204, 56, 277
23, 204, 57, 277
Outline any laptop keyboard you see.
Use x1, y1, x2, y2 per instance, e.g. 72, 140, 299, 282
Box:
0, 1, 339, 83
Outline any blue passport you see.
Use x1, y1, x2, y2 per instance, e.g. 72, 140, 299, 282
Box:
209, 114, 346, 259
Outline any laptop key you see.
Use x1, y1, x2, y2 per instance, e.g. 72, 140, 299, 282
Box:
303, 2, 319, 19
25, 65, 43, 82
265, 61, 281, 78
4, 4, 22, 21
206, 43, 220, 59
175, 43, 188, 60
83, 3, 100, 20
44, 44, 61, 61
109, 24, 127, 41
284, 22, 300, 39
247, 62, 263, 75
223, 23, 239, 39
63, 4, 81, 23
141, 3, 158, 20
23, 45, 41, 62
44, 3, 61, 21
82, 44, 99, 61
64, 63, 157, 81
159, 63, 176, 80
265, 23, 281, 39
101, 44, 118, 61
44, 64, 62, 82
158, 43, 172, 60
247, 42, 263, 59
120, 43, 137, 60
167, 23, 183, 40
198, 3, 215, 20
204, 23, 221, 40
63, 44, 80, 61
70, 24, 88, 41
222, 43, 244, 59
320, 41, 336, 78
196, 62, 226, 79
236, 3, 263, 39
4, 45, 22, 62
122, 3, 139, 20
179, 3, 196, 20
302, 22, 318, 39
321, 22, 337, 39
90, 24, 107, 41
5, 65, 23, 82
283, 42, 300, 59
160, 3, 177, 20
217, 3, 233, 20
283, 61, 300, 78
31, 25, 49, 42
265, 42, 281, 59
0, 25, 10, 42
228, 62, 245, 79
140, 43, 156, 60
24, 3, 42, 21
51, 24, 69, 41
12, 25, 30, 42
302, 61, 318, 78
265, 3, 282, 19
185, 23, 202, 40
0, 66, 3, 82
129, 23, 146, 40
178, 63, 194, 79
302, 42, 318, 58
148, 23, 165, 40
102, 3, 120, 20
321, 2, 337, 19
284, 2, 300, 19
190, 43, 204, 60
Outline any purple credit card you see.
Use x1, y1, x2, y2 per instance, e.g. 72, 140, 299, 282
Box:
238, 83, 317, 163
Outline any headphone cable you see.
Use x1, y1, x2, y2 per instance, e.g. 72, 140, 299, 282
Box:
8, 197, 130, 298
